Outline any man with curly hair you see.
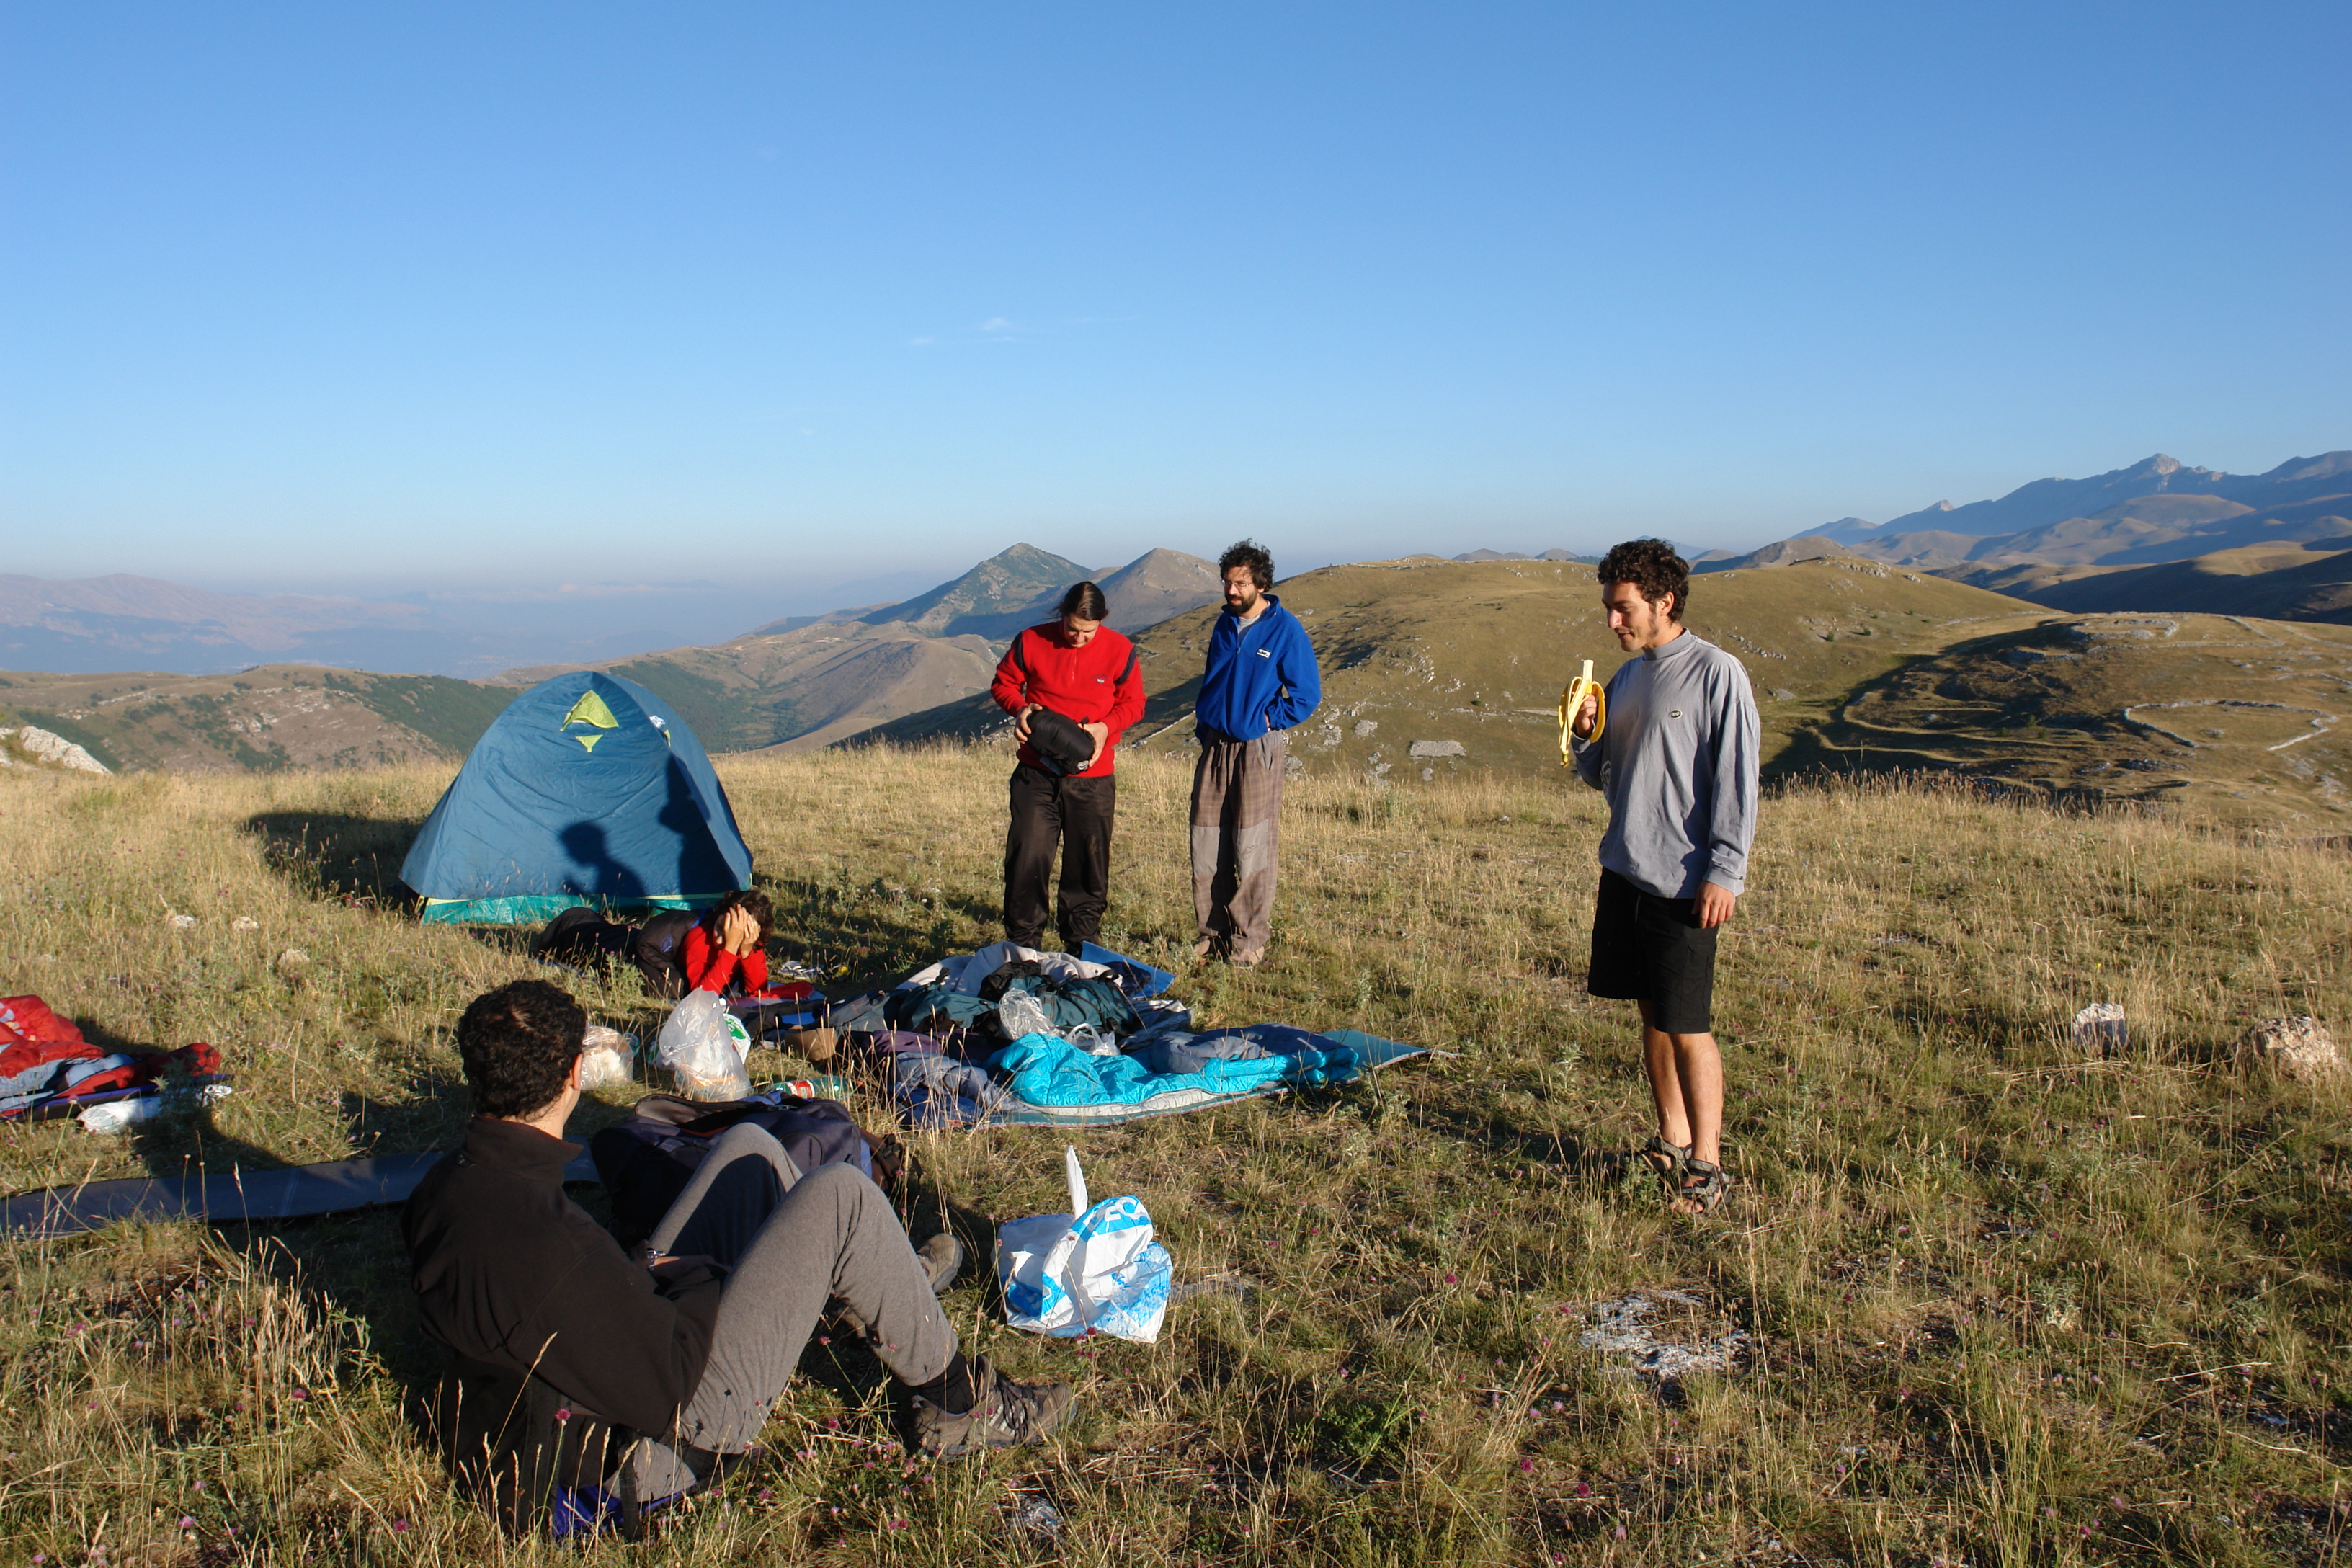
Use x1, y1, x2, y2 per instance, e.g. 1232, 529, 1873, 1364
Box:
1189, 538, 1322, 967
1566, 540, 1759, 1215
404, 979, 1074, 1536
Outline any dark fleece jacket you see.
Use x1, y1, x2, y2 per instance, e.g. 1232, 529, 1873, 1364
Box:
404, 1116, 726, 1524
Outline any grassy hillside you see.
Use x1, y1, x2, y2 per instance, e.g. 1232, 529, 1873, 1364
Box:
860, 559, 2352, 833
499, 623, 1002, 754
1954, 543, 2352, 626
1788, 612, 2352, 829
2, 750, 2347, 1564
857, 555, 2049, 780
0, 666, 513, 772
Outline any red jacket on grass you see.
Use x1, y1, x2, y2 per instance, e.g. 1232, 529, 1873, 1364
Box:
990, 623, 1148, 778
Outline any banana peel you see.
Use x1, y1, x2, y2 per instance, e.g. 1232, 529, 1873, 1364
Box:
1558, 659, 1605, 764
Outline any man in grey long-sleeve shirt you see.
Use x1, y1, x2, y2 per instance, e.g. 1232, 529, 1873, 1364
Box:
1568, 539, 1760, 1215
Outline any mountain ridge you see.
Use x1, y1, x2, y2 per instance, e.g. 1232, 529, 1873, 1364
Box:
1817, 450, 2352, 545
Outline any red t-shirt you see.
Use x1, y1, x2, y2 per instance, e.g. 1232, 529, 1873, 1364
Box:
683, 924, 767, 996
989, 623, 1148, 776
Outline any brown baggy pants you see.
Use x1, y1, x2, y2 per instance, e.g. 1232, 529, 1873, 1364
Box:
1190, 730, 1287, 961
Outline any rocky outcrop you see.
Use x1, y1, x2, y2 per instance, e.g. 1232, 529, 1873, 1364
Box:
2236, 1017, 2345, 1082
1, 726, 111, 774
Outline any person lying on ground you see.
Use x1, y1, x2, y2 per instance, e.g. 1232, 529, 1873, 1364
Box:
633, 888, 774, 1001
1567, 538, 1759, 1216
404, 979, 1076, 1536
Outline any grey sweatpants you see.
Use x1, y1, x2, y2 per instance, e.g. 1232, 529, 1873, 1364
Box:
1190, 731, 1288, 960
629, 1126, 958, 1497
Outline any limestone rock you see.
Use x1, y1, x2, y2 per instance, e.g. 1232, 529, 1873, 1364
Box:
1, 726, 110, 775
1409, 739, 1466, 759
2237, 1017, 2345, 1082
2070, 1002, 2126, 1056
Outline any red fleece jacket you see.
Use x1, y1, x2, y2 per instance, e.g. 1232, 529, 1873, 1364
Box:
990, 623, 1147, 777
683, 925, 767, 996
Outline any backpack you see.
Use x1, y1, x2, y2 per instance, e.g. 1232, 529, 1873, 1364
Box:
589, 1092, 886, 1248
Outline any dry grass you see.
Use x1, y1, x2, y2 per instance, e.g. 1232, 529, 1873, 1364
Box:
2, 748, 2349, 1565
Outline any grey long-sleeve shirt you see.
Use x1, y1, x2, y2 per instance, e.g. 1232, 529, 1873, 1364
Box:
1570, 630, 1760, 899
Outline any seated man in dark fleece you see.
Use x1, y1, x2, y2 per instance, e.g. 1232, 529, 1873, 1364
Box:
404, 979, 1074, 1534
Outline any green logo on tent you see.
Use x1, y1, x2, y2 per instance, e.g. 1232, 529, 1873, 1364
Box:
561, 690, 622, 752
563, 691, 621, 730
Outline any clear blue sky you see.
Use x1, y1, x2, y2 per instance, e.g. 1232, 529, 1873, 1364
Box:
4, 1, 2346, 601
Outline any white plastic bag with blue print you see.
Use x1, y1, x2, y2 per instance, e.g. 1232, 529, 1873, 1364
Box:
996, 1146, 1173, 1344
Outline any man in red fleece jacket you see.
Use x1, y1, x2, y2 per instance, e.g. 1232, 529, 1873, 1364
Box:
988, 582, 1147, 953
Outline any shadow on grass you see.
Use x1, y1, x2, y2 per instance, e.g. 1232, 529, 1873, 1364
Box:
244, 809, 424, 911
1406, 1097, 1595, 1172
760, 873, 992, 991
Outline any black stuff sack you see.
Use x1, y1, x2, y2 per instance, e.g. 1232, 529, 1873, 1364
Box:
1025, 708, 1095, 775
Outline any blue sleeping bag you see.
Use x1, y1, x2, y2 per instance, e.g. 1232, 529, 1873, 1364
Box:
989, 1032, 1360, 1108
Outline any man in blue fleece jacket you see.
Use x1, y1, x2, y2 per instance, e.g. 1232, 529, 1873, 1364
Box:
1190, 539, 1322, 966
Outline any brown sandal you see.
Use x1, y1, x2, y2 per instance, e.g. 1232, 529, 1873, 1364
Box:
1677, 1157, 1732, 1215
1642, 1136, 1690, 1198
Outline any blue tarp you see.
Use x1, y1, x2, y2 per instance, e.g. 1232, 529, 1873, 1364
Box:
0, 1146, 602, 1240
400, 672, 754, 925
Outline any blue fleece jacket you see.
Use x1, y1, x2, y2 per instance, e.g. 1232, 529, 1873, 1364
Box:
1193, 596, 1322, 741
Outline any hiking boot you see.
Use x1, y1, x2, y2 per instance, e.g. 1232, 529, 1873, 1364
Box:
912, 1358, 1077, 1458
785, 1025, 837, 1064
836, 1233, 961, 1342
916, 1231, 963, 1293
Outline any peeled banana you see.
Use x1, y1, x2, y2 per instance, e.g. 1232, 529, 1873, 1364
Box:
1557, 659, 1606, 765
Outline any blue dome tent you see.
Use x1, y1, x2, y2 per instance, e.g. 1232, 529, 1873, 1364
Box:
400, 672, 754, 925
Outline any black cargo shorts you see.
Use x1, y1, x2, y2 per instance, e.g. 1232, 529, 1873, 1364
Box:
1587, 868, 1719, 1035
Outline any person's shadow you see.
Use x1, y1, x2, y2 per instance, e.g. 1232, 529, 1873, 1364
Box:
558, 821, 650, 901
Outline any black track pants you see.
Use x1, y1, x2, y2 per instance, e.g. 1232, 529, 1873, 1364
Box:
1004, 763, 1116, 953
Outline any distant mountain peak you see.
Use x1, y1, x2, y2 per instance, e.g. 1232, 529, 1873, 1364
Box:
858, 543, 1102, 640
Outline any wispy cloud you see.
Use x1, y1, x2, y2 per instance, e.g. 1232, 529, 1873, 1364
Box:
904, 314, 1054, 348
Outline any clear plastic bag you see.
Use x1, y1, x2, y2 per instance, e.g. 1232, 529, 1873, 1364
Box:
655, 991, 752, 1101
1064, 1023, 1118, 1057
577, 1024, 639, 1090
996, 989, 1058, 1042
